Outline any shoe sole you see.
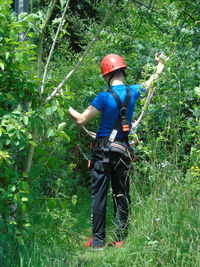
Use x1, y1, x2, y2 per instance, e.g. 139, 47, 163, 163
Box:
92, 247, 104, 251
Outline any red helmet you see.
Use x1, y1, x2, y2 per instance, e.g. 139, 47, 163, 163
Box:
100, 54, 127, 77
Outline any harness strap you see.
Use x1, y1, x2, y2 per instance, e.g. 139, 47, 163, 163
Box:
109, 87, 131, 110
108, 87, 131, 142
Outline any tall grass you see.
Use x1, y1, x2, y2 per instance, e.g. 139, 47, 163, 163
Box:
2, 159, 199, 267
71, 160, 199, 267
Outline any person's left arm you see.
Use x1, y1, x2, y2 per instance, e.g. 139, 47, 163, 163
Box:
68, 105, 99, 126
142, 52, 167, 90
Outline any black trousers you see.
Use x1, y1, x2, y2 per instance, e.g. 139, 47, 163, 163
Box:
91, 140, 132, 247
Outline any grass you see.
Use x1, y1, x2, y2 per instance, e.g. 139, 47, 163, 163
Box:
1, 163, 199, 267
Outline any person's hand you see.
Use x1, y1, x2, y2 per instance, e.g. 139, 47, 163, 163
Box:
155, 52, 169, 64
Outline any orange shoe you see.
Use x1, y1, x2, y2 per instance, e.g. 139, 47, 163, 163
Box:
108, 240, 124, 248
82, 237, 93, 247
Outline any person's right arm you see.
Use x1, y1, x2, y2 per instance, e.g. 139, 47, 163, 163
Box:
68, 105, 99, 126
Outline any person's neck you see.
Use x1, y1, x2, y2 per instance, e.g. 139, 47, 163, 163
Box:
110, 79, 124, 86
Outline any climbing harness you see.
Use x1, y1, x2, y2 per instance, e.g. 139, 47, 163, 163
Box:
82, 85, 156, 144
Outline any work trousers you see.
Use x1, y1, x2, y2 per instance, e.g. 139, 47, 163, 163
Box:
91, 140, 132, 247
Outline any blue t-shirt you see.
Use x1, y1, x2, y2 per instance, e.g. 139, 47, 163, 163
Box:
91, 84, 145, 138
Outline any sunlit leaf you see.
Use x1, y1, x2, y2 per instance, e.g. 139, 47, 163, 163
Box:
58, 122, 66, 130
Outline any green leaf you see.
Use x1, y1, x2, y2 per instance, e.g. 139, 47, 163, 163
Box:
194, 87, 200, 97
56, 130, 70, 142
58, 122, 66, 130
47, 199, 57, 210
5, 52, 9, 60
0, 62, 5, 71
61, 199, 68, 209
15, 52, 24, 63
47, 128, 55, 137
8, 129, 16, 137
57, 108, 65, 119
60, 0, 67, 8
8, 185, 16, 192
29, 141, 37, 147
20, 181, 29, 193
45, 101, 59, 115
71, 195, 77, 205
23, 116, 28, 125
21, 203, 27, 212
18, 12, 28, 20
21, 197, 28, 202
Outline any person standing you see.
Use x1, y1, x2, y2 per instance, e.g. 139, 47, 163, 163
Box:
68, 53, 165, 250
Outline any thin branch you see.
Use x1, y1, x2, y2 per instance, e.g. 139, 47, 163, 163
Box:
40, 0, 70, 95
82, 126, 96, 139
40, 0, 58, 35
130, 0, 162, 13
44, 0, 118, 104
130, 0, 169, 34
131, 87, 155, 131
182, 10, 200, 23
37, 0, 58, 78
24, 127, 38, 175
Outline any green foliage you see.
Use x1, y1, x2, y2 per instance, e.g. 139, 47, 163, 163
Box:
0, 1, 37, 253
0, 0, 199, 266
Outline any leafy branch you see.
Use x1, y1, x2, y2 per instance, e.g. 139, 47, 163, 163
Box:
44, 0, 118, 104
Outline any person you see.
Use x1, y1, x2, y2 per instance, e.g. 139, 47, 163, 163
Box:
68, 53, 165, 250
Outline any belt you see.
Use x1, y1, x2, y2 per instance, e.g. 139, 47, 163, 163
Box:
93, 140, 128, 152
110, 142, 126, 152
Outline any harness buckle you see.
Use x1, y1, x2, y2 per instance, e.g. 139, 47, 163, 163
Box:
120, 107, 127, 116
122, 124, 129, 132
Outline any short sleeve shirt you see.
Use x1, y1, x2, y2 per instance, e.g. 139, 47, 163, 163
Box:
91, 84, 145, 138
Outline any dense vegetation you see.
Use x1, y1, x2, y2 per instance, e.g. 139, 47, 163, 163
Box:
0, 0, 199, 266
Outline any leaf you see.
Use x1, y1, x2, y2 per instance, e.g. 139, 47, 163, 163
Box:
8, 185, 16, 192
20, 181, 30, 193
45, 100, 59, 115
61, 200, 68, 209
21, 197, 28, 202
47, 199, 57, 210
58, 122, 66, 130
45, 107, 53, 115
29, 141, 37, 147
56, 130, 70, 142
71, 195, 77, 205
60, 0, 67, 8
0, 62, 5, 71
57, 108, 65, 119
23, 116, 28, 125
5, 52, 9, 60
15, 52, 24, 63
18, 12, 28, 21
21, 203, 27, 212
194, 87, 200, 97
8, 129, 16, 137
47, 128, 55, 137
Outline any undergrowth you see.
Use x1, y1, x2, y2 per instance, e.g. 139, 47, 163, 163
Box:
1, 162, 199, 267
